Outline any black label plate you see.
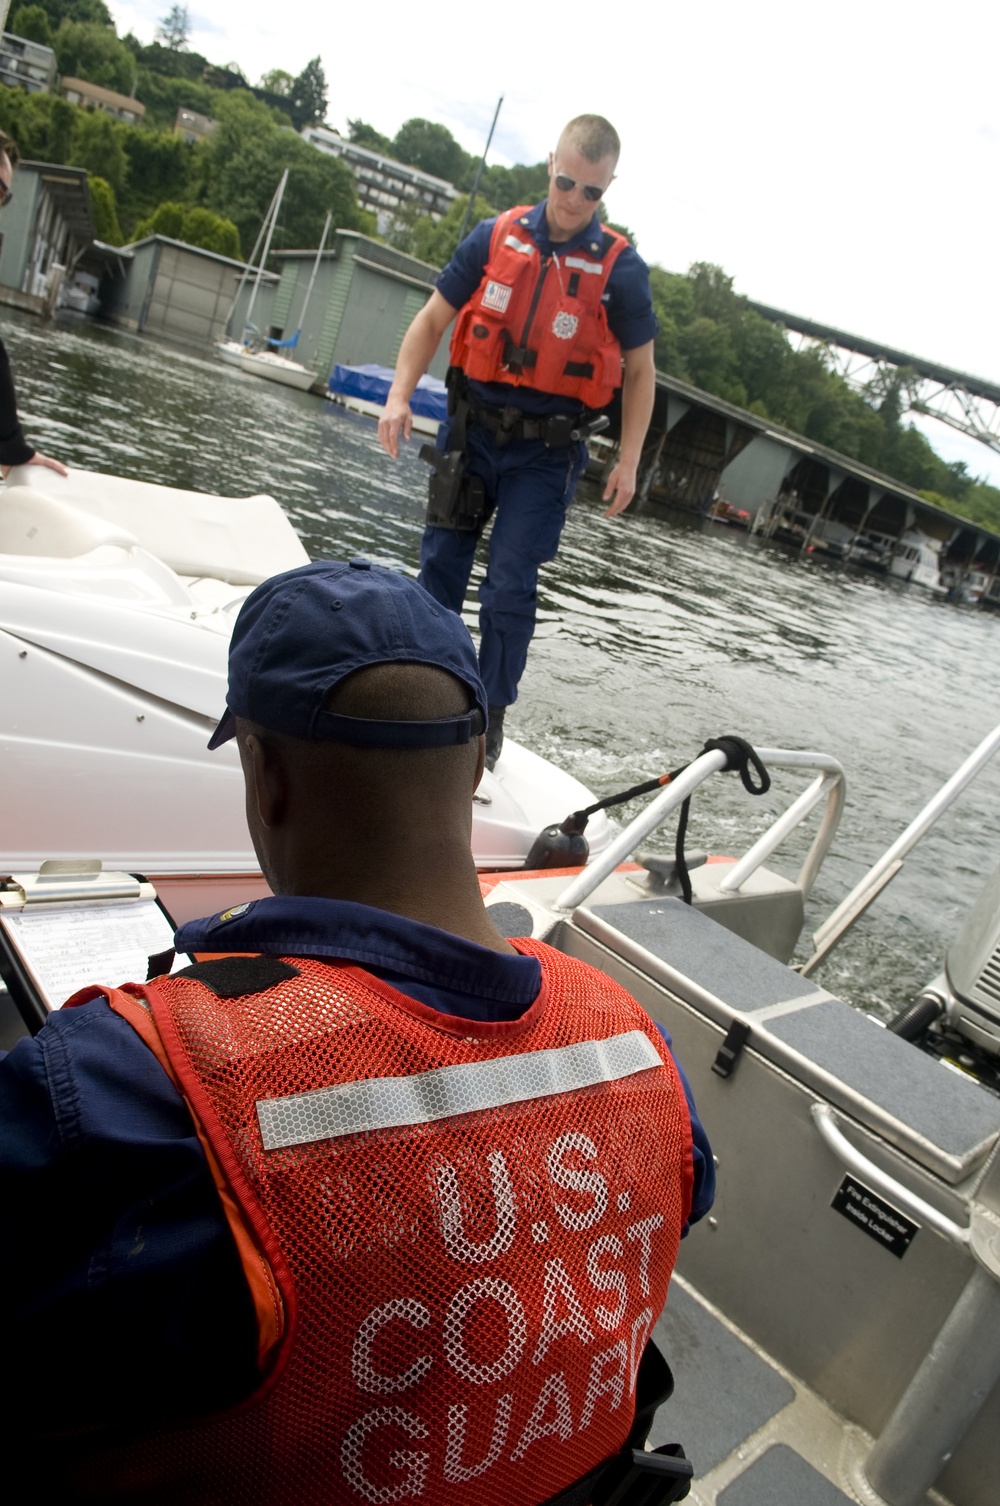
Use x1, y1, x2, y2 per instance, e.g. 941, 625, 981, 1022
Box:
831, 1176, 919, 1258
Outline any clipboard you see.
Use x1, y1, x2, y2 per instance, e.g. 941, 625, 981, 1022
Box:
0, 860, 182, 1033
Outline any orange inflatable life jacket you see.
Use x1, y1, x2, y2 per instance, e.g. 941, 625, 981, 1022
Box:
449, 207, 630, 410
81, 941, 693, 1506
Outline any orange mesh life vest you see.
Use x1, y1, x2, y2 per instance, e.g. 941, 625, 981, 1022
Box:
85, 941, 693, 1505
449, 208, 629, 409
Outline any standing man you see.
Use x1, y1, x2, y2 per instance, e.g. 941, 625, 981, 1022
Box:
379, 115, 657, 769
0, 131, 67, 480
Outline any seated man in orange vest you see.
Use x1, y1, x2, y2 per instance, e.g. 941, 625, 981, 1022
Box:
379, 114, 657, 770
1, 560, 712, 1505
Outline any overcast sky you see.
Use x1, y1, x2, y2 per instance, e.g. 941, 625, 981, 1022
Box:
109, 0, 1000, 483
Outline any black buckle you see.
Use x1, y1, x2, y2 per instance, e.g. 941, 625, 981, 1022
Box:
594, 1446, 693, 1506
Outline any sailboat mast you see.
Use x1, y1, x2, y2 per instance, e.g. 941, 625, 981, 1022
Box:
244, 168, 289, 334
297, 211, 332, 333
223, 189, 277, 337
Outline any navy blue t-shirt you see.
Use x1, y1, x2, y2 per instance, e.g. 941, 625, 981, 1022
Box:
437, 200, 658, 417
1, 896, 713, 1434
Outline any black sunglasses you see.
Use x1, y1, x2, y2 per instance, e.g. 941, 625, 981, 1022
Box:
553, 172, 605, 203
0, 178, 12, 208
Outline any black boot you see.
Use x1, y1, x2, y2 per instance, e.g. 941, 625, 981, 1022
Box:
485, 705, 506, 772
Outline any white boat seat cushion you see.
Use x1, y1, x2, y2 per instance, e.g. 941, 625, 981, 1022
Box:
0, 485, 138, 558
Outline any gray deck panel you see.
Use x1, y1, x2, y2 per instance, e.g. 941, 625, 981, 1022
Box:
587, 900, 818, 1010
769, 1001, 1000, 1159
717, 1444, 854, 1504
648, 1284, 794, 1474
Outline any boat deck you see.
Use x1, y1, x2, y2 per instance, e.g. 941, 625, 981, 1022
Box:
653, 1276, 951, 1505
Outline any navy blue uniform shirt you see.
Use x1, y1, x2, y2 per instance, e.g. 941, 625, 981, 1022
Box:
436, 200, 658, 417
1, 896, 713, 1433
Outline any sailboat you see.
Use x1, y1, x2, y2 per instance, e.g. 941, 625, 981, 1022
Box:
218, 178, 330, 391
217, 171, 288, 367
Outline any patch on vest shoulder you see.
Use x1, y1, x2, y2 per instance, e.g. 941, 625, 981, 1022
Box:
482, 280, 513, 314
552, 311, 579, 340
174, 956, 301, 998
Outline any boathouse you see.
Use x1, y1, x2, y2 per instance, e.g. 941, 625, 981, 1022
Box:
618, 369, 1000, 602
0, 161, 94, 316
99, 236, 271, 347
259, 232, 444, 384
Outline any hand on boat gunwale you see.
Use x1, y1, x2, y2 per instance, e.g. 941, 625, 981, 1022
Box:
1, 449, 69, 479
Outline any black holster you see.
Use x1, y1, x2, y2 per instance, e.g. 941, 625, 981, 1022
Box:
420, 444, 489, 531
420, 366, 489, 531
540, 1341, 692, 1506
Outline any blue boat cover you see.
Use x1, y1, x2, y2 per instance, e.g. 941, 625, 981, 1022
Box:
328, 363, 447, 422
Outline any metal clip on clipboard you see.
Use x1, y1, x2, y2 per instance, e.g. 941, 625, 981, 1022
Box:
0, 861, 174, 1033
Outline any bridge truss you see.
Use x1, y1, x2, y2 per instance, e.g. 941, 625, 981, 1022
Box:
747, 303, 1000, 460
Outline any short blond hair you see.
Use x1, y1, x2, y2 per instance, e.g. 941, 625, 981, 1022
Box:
0, 131, 19, 169
558, 115, 620, 166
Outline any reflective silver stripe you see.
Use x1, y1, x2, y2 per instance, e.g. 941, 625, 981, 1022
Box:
563, 256, 604, 273
503, 234, 536, 255
256, 1029, 662, 1150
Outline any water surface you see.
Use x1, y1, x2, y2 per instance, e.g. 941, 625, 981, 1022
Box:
9, 310, 1000, 1020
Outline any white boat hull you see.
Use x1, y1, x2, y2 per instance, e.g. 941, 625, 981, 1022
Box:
238, 349, 316, 390
0, 466, 612, 911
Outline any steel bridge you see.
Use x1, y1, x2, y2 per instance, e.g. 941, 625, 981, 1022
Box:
746, 303, 1000, 459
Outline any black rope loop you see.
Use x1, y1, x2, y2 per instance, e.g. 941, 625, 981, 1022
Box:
701, 736, 770, 797
674, 738, 770, 905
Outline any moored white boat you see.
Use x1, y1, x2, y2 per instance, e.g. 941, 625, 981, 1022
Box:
890, 528, 946, 591
0, 464, 613, 923
238, 346, 317, 390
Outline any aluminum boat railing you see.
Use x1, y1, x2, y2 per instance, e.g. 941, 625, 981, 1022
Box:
552, 746, 846, 914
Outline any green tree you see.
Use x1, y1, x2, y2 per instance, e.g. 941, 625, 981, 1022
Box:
0, 86, 75, 163
195, 90, 362, 254
347, 118, 392, 153
166, 204, 240, 256
55, 19, 137, 94
411, 193, 494, 268
87, 173, 122, 242
30, 0, 113, 27
69, 108, 126, 196
132, 68, 223, 131
259, 69, 293, 97
156, 4, 189, 50
8, 5, 55, 46
132, 199, 185, 239
289, 56, 327, 128
118, 126, 194, 230
128, 35, 207, 81
392, 118, 470, 185
479, 160, 548, 211
183, 205, 239, 257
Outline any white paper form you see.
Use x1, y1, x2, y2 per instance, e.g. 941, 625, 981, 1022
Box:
1, 900, 176, 1011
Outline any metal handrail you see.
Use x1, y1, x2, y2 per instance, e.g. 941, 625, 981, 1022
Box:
553, 746, 846, 915
811, 1103, 969, 1248
801, 718, 1000, 976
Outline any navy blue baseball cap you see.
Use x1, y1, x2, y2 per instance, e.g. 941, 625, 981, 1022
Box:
208, 559, 488, 750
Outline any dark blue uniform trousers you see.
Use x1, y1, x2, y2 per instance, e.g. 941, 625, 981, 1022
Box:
419, 422, 588, 707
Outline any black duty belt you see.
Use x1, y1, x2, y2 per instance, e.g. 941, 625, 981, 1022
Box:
469, 404, 598, 448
